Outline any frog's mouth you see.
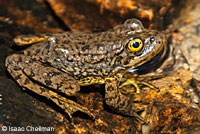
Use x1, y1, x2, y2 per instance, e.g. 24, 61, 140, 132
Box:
128, 42, 169, 74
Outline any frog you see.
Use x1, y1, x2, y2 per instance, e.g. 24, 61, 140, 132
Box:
5, 18, 166, 122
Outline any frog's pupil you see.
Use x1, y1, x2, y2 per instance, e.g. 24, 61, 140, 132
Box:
132, 42, 139, 48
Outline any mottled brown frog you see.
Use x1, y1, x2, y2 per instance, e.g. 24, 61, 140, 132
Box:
5, 18, 166, 121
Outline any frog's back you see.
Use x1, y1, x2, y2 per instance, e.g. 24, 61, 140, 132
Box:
19, 31, 126, 82
24, 31, 123, 62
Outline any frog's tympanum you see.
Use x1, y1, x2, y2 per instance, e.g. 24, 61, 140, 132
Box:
5, 19, 166, 121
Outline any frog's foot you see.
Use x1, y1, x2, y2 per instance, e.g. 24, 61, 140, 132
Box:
5, 54, 95, 120
14, 32, 70, 46
119, 77, 158, 94
105, 78, 146, 124
14, 34, 49, 46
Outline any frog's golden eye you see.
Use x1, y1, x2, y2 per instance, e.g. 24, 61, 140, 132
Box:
127, 38, 143, 53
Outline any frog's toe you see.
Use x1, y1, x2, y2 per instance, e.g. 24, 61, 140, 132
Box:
48, 90, 95, 120
139, 81, 159, 91
5, 54, 17, 67
14, 34, 48, 46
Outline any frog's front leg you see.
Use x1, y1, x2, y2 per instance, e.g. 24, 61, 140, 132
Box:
105, 77, 145, 123
5, 54, 95, 119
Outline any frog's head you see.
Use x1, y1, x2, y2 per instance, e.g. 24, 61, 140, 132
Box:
120, 29, 167, 72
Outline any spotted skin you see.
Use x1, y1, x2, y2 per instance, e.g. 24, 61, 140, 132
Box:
5, 18, 166, 120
